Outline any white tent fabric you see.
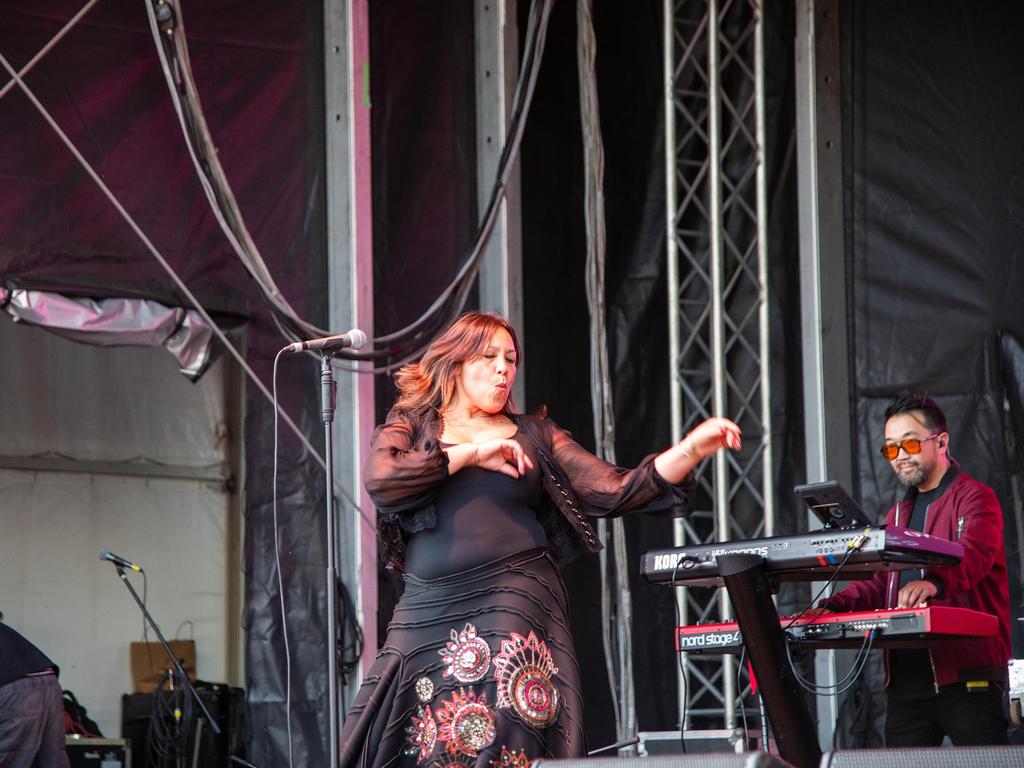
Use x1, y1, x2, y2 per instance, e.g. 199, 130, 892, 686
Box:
0, 319, 239, 736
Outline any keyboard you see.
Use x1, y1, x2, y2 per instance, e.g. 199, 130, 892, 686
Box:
641, 525, 963, 587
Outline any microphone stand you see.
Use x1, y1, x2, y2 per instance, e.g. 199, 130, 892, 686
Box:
587, 736, 640, 756
321, 354, 341, 768
108, 566, 220, 737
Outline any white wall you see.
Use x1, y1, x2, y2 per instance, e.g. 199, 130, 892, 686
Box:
0, 319, 239, 737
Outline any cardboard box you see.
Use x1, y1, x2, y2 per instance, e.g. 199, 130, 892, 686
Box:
129, 640, 195, 693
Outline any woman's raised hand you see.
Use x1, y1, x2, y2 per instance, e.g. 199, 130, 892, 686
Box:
684, 417, 743, 459
471, 438, 535, 478
655, 416, 742, 484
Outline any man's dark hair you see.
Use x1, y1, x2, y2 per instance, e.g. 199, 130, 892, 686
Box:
884, 390, 948, 434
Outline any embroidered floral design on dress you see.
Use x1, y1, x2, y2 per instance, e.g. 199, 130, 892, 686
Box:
492, 630, 559, 728
439, 623, 491, 683
404, 706, 438, 765
489, 746, 531, 768
435, 687, 497, 756
415, 676, 435, 703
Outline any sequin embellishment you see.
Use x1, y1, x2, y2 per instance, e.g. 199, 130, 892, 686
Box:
440, 623, 491, 683
435, 687, 497, 756
492, 631, 559, 728
490, 746, 531, 768
404, 706, 438, 765
415, 676, 435, 703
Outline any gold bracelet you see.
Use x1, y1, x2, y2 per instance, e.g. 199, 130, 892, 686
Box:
680, 435, 699, 461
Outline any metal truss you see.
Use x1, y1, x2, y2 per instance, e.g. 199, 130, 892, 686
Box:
663, 0, 773, 731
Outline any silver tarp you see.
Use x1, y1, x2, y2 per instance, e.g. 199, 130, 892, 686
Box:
1, 285, 215, 381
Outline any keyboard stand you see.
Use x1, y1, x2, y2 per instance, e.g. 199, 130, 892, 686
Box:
718, 552, 821, 768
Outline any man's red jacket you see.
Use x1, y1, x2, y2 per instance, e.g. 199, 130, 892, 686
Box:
821, 464, 1010, 689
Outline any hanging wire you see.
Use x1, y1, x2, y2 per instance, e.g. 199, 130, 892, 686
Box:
146, 0, 554, 373
576, 0, 636, 744
337, 0, 555, 371
0, 54, 305, 448
0, 42, 370, 524
144, 0, 325, 345
0, 0, 101, 103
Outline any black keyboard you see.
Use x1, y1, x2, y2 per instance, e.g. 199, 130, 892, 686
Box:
640, 525, 963, 587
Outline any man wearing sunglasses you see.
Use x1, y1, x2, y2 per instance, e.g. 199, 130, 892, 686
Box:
818, 391, 1011, 747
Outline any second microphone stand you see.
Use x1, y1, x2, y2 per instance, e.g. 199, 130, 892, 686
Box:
109, 565, 220, 744
321, 354, 341, 768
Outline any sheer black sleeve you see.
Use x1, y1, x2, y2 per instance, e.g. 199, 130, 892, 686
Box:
363, 409, 449, 518
547, 421, 695, 517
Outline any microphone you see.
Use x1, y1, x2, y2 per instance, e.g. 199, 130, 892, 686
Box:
287, 329, 367, 354
99, 548, 143, 573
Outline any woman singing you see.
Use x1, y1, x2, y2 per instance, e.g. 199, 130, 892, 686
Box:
340, 311, 741, 768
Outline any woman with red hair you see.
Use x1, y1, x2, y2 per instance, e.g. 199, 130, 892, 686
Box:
341, 311, 740, 768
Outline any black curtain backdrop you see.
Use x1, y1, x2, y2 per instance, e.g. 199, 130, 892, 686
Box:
0, 2, 329, 764
369, 0, 478, 431
518, 0, 610, 742
841, 0, 1024, 747
367, 0, 478, 647
517, 0, 803, 740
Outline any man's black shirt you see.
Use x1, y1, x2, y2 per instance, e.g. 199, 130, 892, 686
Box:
890, 482, 945, 698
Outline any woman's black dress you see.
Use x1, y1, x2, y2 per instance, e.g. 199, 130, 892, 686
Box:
340, 409, 693, 768
340, 433, 584, 768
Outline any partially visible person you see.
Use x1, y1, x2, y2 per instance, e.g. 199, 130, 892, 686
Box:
340, 311, 742, 768
0, 620, 70, 768
818, 391, 1010, 747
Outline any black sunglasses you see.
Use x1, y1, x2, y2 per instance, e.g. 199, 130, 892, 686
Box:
879, 433, 940, 461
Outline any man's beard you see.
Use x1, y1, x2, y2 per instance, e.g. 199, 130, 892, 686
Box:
895, 463, 926, 488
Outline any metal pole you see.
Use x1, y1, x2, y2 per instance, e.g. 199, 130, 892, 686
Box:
707, 0, 736, 729
754, 0, 774, 539
475, 0, 525, 407
664, 4, 682, 450
664, 0, 693, 727
796, 0, 846, 746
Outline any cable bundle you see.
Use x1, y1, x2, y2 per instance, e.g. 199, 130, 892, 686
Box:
146, 669, 194, 768
145, 0, 554, 374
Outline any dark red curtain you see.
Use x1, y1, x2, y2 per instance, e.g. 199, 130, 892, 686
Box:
0, 2, 329, 764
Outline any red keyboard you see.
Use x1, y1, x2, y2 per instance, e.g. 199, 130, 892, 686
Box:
675, 606, 999, 654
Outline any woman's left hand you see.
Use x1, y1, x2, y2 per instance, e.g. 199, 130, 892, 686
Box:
684, 417, 742, 459
654, 416, 742, 484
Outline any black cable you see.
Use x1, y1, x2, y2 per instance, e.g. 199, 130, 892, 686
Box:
782, 533, 868, 630
271, 349, 296, 768
337, 571, 364, 678
332, 0, 554, 369
669, 557, 689, 754
784, 630, 875, 697
737, 647, 752, 747
776, 537, 877, 700
140, 570, 159, 690
146, 668, 194, 768
149, 0, 554, 370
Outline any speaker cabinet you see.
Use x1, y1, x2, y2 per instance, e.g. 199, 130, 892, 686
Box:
534, 754, 793, 768
65, 737, 131, 768
820, 745, 1024, 767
